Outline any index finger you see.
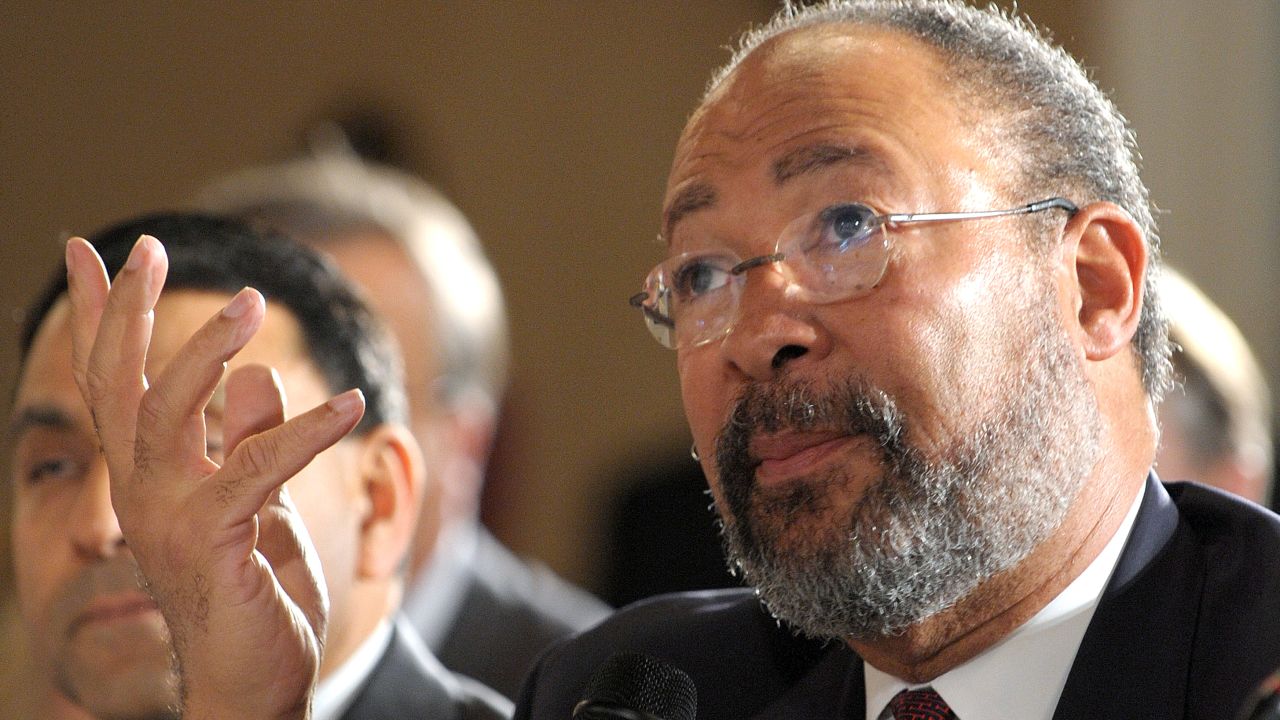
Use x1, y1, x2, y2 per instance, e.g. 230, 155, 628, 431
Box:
67, 235, 168, 477
65, 237, 110, 399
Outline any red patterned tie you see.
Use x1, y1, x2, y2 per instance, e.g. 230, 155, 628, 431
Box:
888, 688, 958, 720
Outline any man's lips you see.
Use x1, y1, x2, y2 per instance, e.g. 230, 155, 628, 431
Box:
70, 591, 161, 633
751, 431, 854, 486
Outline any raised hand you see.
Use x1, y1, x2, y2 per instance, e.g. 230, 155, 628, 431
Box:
64, 235, 365, 719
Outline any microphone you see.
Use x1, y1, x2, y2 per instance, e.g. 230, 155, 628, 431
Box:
572, 652, 697, 720
1238, 673, 1280, 720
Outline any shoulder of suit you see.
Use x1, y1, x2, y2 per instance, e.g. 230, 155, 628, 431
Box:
467, 529, 613, 631
538, 587, 806, 673
1164, 479, 1280, 546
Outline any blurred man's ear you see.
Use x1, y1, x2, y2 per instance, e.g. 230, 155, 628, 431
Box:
355, 423, 424, 580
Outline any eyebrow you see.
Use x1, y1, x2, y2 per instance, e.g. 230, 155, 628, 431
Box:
661, 143, 884, 243
661, 182, 717, 244
771, 143, 882, 184
7, 405, 77, 441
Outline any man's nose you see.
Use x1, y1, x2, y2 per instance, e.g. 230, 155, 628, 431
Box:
718, 261, 830, 380
69, 461, 126, 560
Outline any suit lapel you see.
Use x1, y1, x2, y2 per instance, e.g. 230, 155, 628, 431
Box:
342, 619, 462, 720
752, 644, 864, 719
1053, 476, 1199, 720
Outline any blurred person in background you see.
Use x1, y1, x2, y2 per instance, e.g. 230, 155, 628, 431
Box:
197, 153, 610, 697
12, 213, 509, 719
1155, 267, 1272, 505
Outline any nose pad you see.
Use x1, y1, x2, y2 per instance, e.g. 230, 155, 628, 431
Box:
723, 259, 791, 333
720, 263, 823, 380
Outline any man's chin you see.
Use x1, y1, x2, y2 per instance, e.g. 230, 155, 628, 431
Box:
58, 626, 177, 719
740, 468, 868, 544
61, 671, 178, 720
727, 499, 858, 591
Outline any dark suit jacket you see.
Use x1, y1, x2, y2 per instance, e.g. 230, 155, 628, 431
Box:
408, 526, 613, 699
515, 477, 1280, 719
342, 616, 512, 720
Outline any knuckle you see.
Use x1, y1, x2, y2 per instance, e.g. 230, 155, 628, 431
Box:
136, 389, 169, 432
84, 364, 113, 402
234, 434, 278, 478
277, 415, 311, 448
213, 475, 245, 508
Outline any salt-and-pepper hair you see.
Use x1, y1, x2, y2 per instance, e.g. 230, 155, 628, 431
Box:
708, 0, 1171, 399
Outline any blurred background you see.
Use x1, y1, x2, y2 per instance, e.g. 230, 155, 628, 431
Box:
1, 0, 1276, 608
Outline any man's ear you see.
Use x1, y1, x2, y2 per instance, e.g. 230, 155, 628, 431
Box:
354, 423, 424, 581
1060, 201, 1147, 361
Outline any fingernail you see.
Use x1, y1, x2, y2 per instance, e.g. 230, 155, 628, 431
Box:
125, 235, 155, 271
327, 389, 365, 418
221, 287, 258, 319
65, 240, 80, 275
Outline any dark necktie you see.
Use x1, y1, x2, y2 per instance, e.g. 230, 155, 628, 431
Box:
887, 688, 959, 720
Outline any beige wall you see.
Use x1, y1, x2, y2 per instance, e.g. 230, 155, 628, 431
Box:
0, 1, 776, 592
1096, 0, 1280, 392
1, 0, 1275, 596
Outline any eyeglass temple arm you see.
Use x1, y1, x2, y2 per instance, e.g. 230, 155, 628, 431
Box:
884, 197, 1079, 225
629, 291, 676, 328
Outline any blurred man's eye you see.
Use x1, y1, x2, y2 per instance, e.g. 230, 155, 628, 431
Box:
23, 456, 82, 486
206, 436, 225, 463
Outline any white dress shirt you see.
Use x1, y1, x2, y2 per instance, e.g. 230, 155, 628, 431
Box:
312, 619, 393, 720
867, 482, 1146, 720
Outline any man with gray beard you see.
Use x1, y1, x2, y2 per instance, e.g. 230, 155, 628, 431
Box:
51, 1, 1280, 719
511, 1, 1280, 718
715, 290, 1099, 640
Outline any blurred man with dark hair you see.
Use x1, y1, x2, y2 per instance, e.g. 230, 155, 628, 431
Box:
197, 153, 610, 697
1156, 267, 1273, 505
11, 213, 509, 719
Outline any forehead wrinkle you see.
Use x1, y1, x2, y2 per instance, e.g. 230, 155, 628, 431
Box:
708, 86, 834, 149
667, 78, 829, 178
772, 143, 885, 185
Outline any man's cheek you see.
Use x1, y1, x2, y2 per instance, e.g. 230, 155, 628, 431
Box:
679, 368, 727, 438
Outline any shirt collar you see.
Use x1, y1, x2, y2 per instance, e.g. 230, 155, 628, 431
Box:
865, 481, 1146, 720
313, 619, 394, 720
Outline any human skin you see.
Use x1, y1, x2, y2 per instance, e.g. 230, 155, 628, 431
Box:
12, 285, 402, 718
664, 25, 1158, 682
56, 235, 367, 719
314, 231, 470, 579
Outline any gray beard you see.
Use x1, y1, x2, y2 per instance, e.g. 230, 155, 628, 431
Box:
713, 301, 1102, 640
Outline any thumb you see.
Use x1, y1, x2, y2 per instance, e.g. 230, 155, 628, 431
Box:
224, 364, 287, 457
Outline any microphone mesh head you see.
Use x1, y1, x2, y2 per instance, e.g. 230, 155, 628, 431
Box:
580, 652, 697, 720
